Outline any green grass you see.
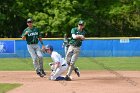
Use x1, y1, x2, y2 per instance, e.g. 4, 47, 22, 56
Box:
0, 58, 52, 71
0, 83, 22, 93
0, 57, 140, 71
76, 57, 140, 70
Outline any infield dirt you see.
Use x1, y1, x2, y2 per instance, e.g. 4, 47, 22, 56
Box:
0, 71, 140, 93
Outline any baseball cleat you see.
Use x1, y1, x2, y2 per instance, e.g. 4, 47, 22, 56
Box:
55, 76, 66, 81
65, 75, 72, 81
37, 72, 44, 77
40, 69, 46, 76
74, 67, 80, 77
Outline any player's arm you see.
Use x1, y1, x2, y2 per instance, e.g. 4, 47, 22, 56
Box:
54, 62, 60, 71
52, 55, 60, 71
50, 62, 60, 73
39, 37, 44, 45
21, 31, 28, 40
71, 28, 85, 40
22, 36, 26, 40
38, 29, 45, 49
39, 37, 45, 49
72, 34, 85, 40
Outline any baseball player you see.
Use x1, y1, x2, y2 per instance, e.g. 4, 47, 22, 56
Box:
44, 44, 69, 81
22, 18, 46, 77
62, 34, 70, 56
65, 20, 86, 80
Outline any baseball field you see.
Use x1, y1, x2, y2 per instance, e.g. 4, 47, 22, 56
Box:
0, 57, 140, 93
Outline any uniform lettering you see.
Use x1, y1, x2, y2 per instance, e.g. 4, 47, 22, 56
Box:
28, 32, 38, 36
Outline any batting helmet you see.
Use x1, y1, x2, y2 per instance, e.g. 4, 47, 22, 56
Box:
45, 44, 53, 51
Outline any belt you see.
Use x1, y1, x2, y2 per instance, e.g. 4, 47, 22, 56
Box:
62, 64, 66, 66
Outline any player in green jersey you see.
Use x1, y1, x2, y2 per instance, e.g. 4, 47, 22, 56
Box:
65, 20, 86, 80
62, 34, 70, 57
22, 18, 46, 77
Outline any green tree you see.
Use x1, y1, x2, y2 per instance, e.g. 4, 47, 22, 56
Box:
0, 0, 140, 37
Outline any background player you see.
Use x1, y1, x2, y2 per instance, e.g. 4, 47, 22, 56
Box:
62, 34, 70, 57
65, 20, 86, 80
44, 45, 69, 81
22, 18, 46, 77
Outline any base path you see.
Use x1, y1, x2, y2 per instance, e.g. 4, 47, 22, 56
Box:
0, 71, 140, 93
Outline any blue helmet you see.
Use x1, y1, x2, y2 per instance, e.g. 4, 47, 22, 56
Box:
45, 44, 53, 51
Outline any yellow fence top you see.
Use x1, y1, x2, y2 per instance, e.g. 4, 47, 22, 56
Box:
0, 37, 140, 40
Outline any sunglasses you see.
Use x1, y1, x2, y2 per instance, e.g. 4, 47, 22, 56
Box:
78, 24, 84, 26
27, 21, 32, 23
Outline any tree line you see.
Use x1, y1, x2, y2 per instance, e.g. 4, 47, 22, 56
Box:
0, 0, 140, 38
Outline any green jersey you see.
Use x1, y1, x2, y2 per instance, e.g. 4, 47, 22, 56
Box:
22, 27, 42, 45
69, 27, 86, 47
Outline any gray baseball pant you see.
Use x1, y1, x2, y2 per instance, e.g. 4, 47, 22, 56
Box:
65, 45, 80, 76
27, 44, 43, 73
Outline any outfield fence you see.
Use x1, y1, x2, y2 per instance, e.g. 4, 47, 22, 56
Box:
0, 37, 140, 58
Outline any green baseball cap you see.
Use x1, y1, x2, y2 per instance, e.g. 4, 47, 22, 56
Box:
27, 18, 32, 22
78, 20, 84, 25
